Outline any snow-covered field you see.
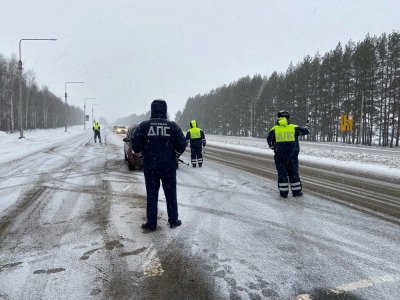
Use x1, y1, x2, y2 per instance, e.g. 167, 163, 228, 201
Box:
0, 127, 85, 165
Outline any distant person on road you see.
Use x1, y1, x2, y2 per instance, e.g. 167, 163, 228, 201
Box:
186, 120, 206, 167
267, 110, 310, 198
93, 122, 101, 143
131, 99, 187, 231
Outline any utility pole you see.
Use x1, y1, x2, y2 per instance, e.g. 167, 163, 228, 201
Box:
65, 81, 84, 132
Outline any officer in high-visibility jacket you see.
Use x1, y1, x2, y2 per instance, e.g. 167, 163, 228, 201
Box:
186, 120, 206, 167
267, 110, 310, 198
93, 122, 101, 143
131, 99, 187, 231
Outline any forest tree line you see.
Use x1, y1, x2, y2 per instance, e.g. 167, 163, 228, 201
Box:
0, 54, 83, 133
115, 111, 151, 126
177, 32, 400, 147
115, 110, 172, 126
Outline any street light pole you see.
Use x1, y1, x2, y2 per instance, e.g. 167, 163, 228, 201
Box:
18, 38, 56, 139
92, 104, 100, 126
84, 98, 96, 130
65, 81, 84, 132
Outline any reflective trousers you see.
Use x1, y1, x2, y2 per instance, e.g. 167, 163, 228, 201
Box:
143, 162, 178, 227
190, 143, 203, 165
274, 151, 302, 196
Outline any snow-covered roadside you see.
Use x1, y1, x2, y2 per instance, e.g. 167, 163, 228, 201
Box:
207, 136, 400, 181
0, 126, 87, 165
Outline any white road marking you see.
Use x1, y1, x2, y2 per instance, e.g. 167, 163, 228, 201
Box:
330, 273, 400, 294
143, 245, 164, 277
296, 273, 400, 299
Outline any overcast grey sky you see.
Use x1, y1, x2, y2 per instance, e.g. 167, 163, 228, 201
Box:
1, 0, 399, 123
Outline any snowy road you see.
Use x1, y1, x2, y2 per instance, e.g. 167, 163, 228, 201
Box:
0, 127, 399, 299
203, 144, 400, 223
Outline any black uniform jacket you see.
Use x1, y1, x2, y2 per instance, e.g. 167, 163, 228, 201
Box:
131, 101, 187, 167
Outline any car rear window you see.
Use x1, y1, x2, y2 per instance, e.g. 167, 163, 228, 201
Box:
128, 125, 138, 138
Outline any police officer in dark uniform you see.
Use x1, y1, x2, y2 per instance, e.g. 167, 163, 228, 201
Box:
93, 121, 101, 143
131, 99, 187, 230
267, 110, 310, 198
186, 120, 206, 167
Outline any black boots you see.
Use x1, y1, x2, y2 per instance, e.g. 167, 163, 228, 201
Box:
142, 220, 182, 230
141, 223, 156, 231
170, 220, 182, 228
293, 191, 303, 197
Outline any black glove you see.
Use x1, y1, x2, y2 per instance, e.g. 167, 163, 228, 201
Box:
203, 141, 206, 147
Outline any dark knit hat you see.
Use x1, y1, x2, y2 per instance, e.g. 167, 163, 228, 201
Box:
151, 99, 167, 118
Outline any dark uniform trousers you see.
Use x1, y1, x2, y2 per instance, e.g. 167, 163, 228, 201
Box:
94, 131, 101, 141
274, 151, 302, 196
190, 143, 203, 165
144, 162, 178, 227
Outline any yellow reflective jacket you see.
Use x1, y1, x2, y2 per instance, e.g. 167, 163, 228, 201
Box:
188, 120, 201, 139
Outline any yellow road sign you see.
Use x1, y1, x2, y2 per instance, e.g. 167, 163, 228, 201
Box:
340, 114, 353, 131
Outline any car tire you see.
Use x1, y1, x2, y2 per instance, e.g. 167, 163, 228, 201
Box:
128, 160, 134, 171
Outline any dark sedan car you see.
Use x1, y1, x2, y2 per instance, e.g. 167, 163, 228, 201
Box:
123, 124, 143, 170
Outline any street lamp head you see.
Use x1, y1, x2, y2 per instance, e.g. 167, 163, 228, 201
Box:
65, 81, 84, 93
